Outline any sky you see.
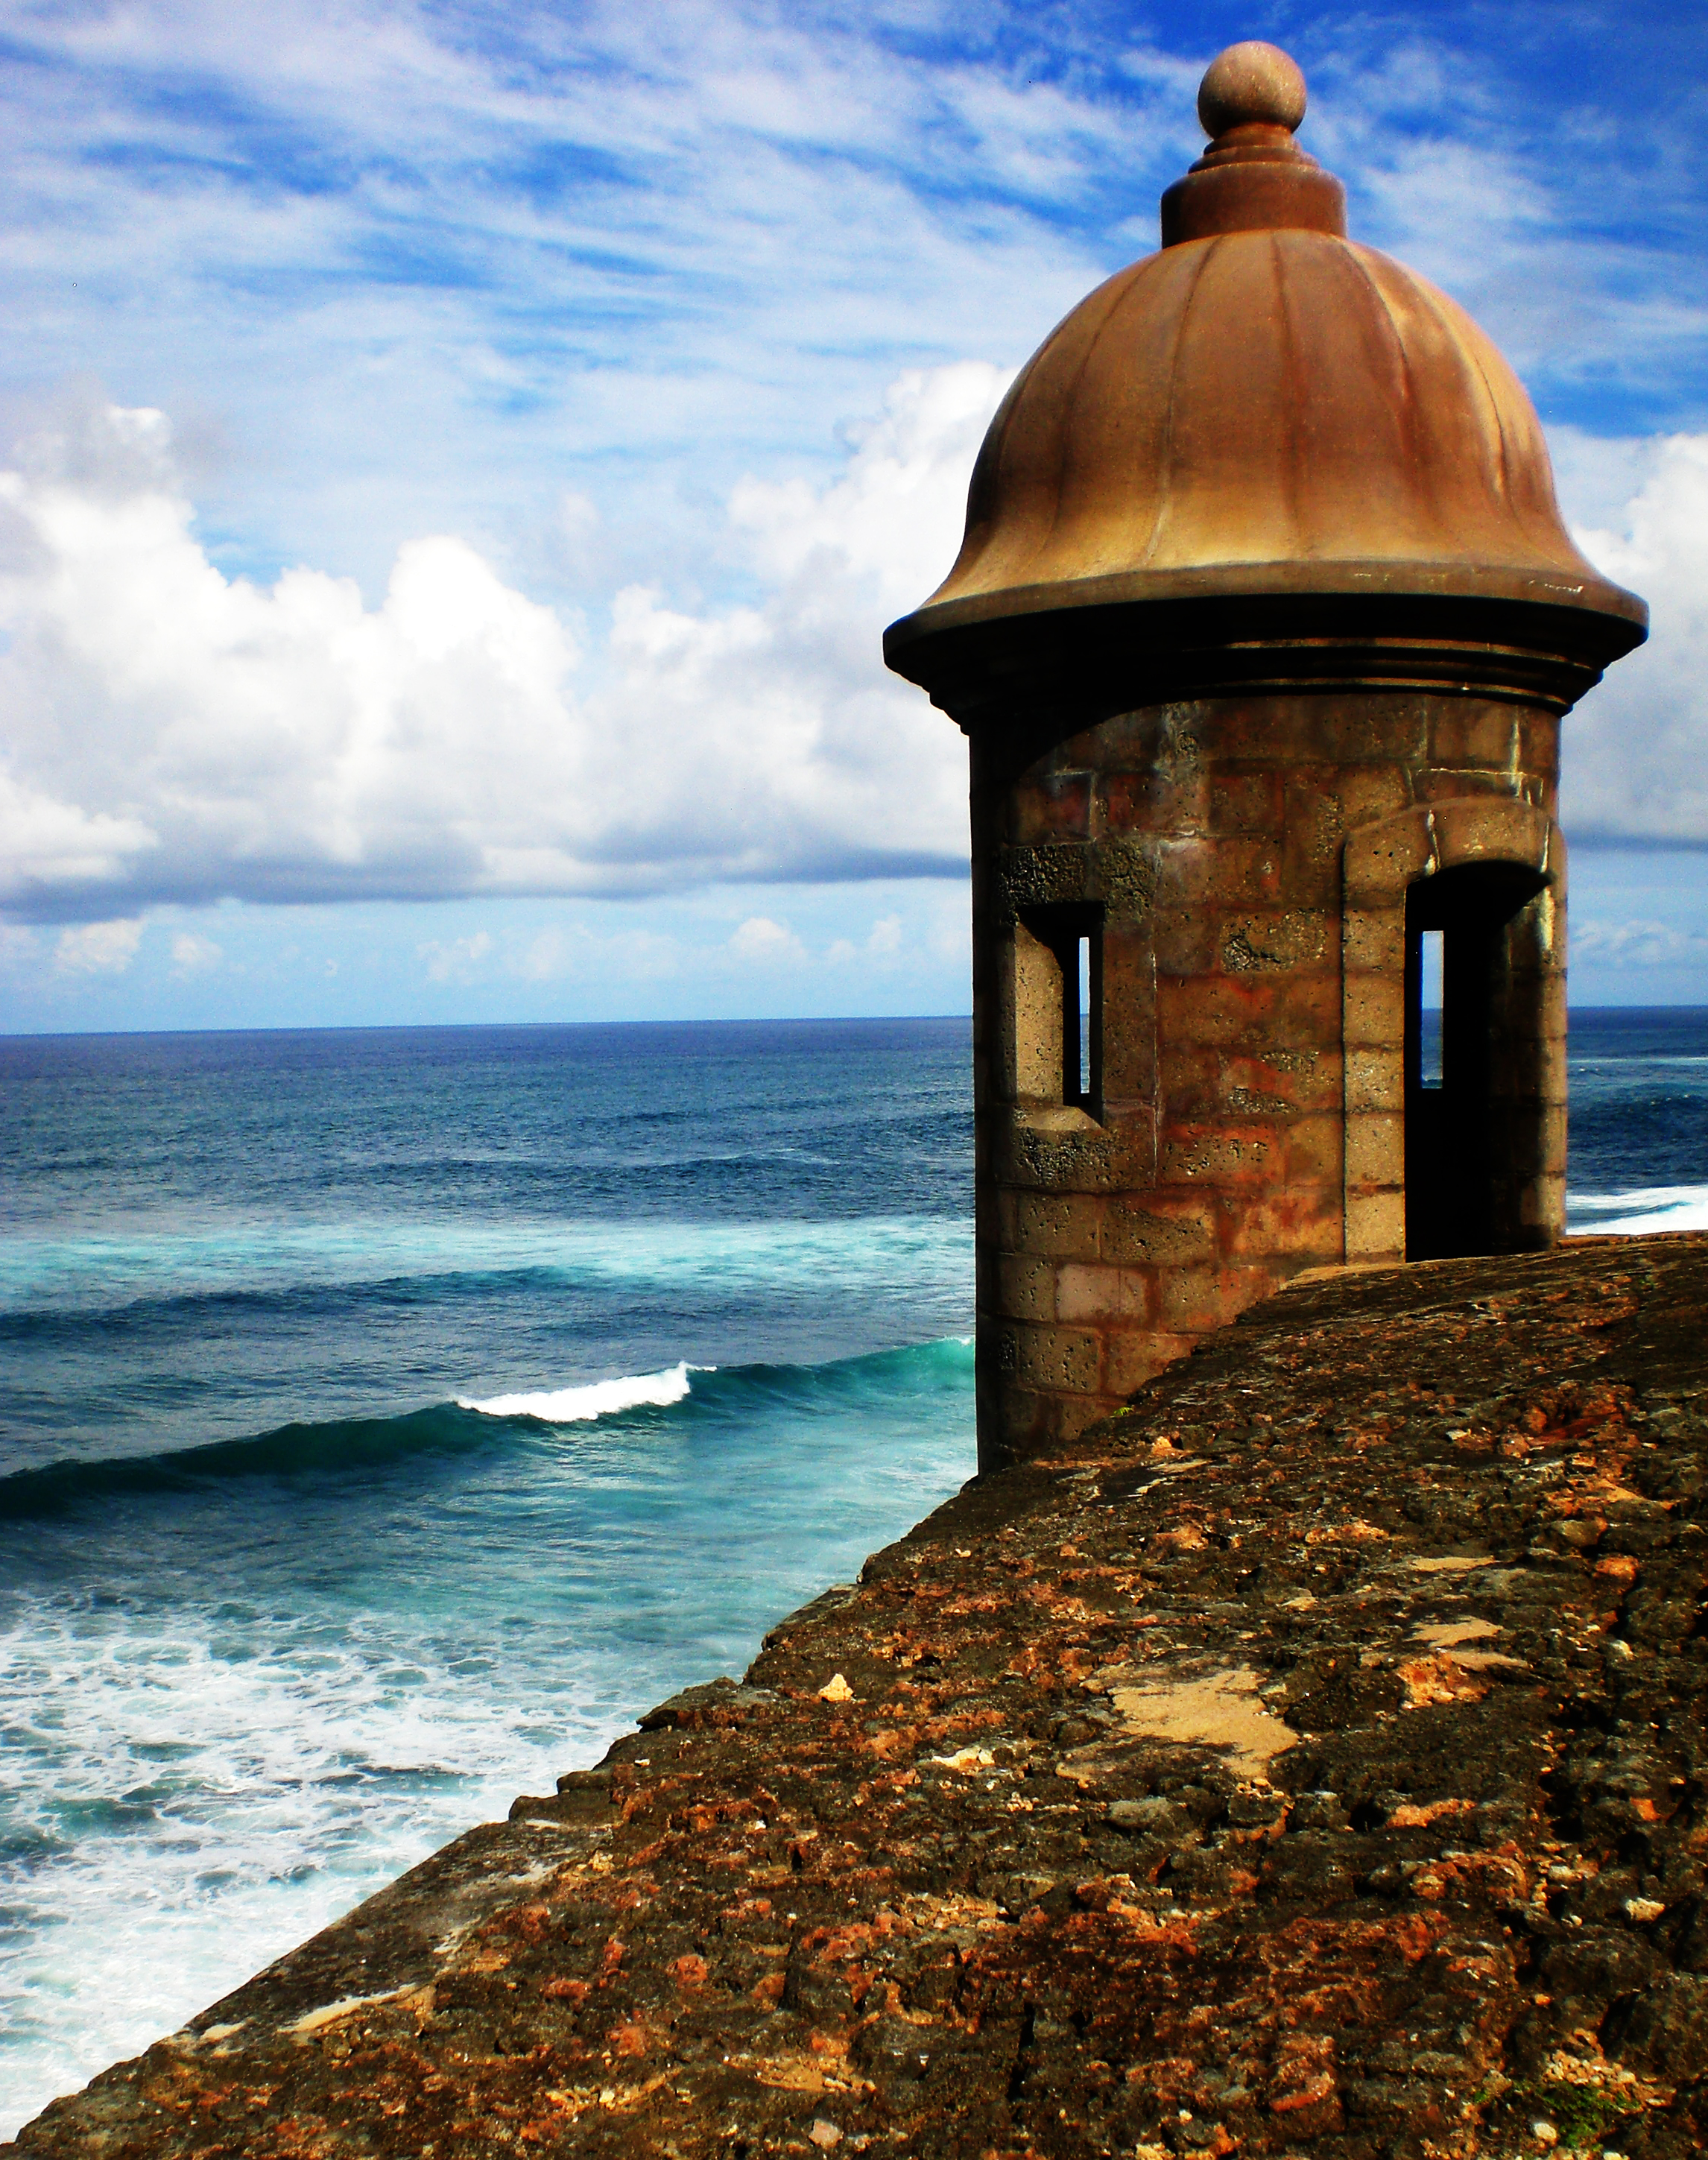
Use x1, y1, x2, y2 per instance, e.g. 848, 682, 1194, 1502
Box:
0, 0, 1706, 1032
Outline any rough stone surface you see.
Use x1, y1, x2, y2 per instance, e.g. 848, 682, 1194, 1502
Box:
10, 1235, 1708, 2158
970, 690, 1571, 1460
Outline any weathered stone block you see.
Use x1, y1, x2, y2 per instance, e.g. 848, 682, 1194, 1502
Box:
1101, 768, 1206, 835
1343, 974, 1405, 1045
1345, 1188, 1405, 1261
1011, 771, 1092, 843
1344, 818, 1432, 904
1153, 834, 1283, 908
1160, 1044, 1222, 1121
1159, 1122, 1280, 1186
1158, 972, 1339, 1049
1415, 766, 1509, 805
1104, 1325, 1196, 1395
1219, 1187, 1344, 1260
1206, 768, 1282, 835
1341, 906, 1404, 973
1429, 794, 1549, 871
1222, 1046, 1335, 1114
1282, 1114, 1343, 1184
1344, 1112, 1403, 1187
1429, 704, 1519, 768
1150, 906, 1219, 977
1344, 1046, 1403, 1114
1320, 699, 1428, 765
1218, 910, 1329, 975
996, 1115, 1147, 1194
1053, 1263, 1126, 1322
1157, 1264, 1275, 1333
1335, 765, 1413, 825
996, 1251, 1057, 1322
1101, 1195, 1216, 1266
1014, 1322, 1102, 1395
1010, 1190, 1104, 1260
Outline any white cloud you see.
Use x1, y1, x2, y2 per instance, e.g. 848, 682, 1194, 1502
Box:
169, 930, 222, 974
0, 376, 996, 922
1572, 919, 1708, 968
5, 385, 1701, 942
827, 912, 905, 965
418, 929, 493, 983
727, 915, 806, 964
509, 923, 681, 985
1567, 435, 1708, 843
54, 918, 142, 973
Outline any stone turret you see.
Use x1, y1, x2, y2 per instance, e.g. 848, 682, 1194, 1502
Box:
885, 40, 1648, 1470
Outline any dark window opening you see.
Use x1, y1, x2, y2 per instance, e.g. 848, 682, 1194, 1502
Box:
1021, 903, 1103, 1114
1405, 862, 1548, 1262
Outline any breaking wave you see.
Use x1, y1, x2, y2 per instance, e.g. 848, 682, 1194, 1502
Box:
458, 1362, 700, 1420
1566, 1184, 1708, 1237
0, 1339, 975, 1522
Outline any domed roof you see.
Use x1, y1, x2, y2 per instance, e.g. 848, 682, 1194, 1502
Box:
888, 44, 1643, 681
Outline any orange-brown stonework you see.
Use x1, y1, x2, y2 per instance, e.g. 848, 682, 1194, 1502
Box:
969, 693, 1568, 1459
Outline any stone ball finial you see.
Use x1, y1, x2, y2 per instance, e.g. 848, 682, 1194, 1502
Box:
1197, 40, 1308, 138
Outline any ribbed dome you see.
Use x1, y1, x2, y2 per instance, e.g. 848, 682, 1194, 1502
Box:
891, 44, 1642, 658
927, 229, 1624, 613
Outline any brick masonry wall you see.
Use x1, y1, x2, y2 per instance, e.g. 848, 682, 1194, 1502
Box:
970, 689, 1563, 1468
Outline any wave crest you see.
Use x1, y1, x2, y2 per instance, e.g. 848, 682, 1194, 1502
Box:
0, 1339, 974, 1521
457, 1362, 699, 1421
1568, 1184, 1708, 1234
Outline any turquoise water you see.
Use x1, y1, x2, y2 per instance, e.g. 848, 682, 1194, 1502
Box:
1, 1008, 1706, 2135
0, 1020, 976, 2135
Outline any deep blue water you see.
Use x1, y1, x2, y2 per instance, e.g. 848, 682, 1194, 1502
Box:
1, 1009, 1705, 2134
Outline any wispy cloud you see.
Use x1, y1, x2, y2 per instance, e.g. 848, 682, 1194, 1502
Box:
1572, 918, 1708, 968
0, 0, 1698, 599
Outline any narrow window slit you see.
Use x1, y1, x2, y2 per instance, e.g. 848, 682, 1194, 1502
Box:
1016, 903, 1103, 1117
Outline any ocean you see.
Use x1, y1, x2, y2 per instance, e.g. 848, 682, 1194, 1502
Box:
1, 1007, 1705, 2135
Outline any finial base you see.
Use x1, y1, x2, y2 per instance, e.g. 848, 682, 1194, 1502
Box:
1160, 155, 1347, 245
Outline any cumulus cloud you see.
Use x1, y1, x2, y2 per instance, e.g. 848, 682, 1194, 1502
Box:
1567, 435, 1708, 843
827, 912, 904, 966
169, 931, 223, 975
4, 379, 1701, 940
727, 915, 806, 965
0, 372, 999, 923
54, 918, 142, 973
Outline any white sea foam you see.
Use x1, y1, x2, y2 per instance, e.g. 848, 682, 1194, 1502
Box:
0, 1339, 976, 2138
458, 1362, 700, 1421
0, 1594, 630, 2140
1566, 1184, 1708, 1235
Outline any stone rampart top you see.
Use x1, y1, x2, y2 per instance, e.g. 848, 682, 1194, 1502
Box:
12, 1235, 1708, 2157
